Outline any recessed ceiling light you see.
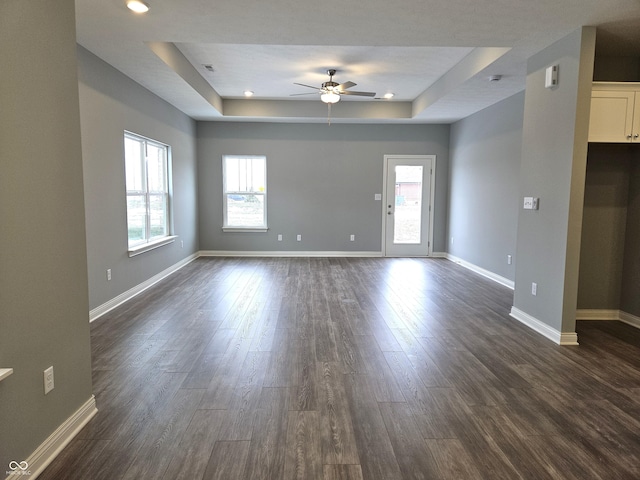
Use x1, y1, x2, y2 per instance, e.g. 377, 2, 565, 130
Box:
126, 0, 149, 13
383, 93, 395, 99
244, 91, 254, 97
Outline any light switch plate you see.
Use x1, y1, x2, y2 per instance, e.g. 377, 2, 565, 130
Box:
545, 64, 558, 88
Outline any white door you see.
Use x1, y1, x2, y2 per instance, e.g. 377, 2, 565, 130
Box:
383, 155, 434, 257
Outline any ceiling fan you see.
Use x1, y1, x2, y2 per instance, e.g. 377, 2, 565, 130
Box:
291, 69, 376, 104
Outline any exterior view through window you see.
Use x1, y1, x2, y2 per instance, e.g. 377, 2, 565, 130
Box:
223, 155, 267, 229
124, 132, 171, 249
393, 165, 423, 244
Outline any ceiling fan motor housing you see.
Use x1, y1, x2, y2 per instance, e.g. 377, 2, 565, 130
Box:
322, 81, 339, 92
291, 69, 375, 104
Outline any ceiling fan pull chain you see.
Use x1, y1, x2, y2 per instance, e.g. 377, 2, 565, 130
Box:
327, 103, 331, 125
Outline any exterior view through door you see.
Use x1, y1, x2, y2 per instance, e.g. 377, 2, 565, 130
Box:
383, 155, 435, 256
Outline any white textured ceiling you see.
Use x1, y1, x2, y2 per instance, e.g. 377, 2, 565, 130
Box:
74, 0, 640, 123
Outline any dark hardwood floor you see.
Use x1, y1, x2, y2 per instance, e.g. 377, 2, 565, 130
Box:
39, 257, 640, 479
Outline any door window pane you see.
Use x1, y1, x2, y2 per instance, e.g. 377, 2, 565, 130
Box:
393, 165, 423, 244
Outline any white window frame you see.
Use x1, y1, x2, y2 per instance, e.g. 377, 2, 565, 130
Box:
124, 131, 175, 256
222, 155, 268, 232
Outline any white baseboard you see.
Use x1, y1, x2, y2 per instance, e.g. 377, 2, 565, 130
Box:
576, 309, 620, 320
446, 254, 515, 290
13, 396, 97, 479
575, 309, 640, 330
619, 310, 640, 329
558, 331, 580, 345
510, 307, 579, 345
199, 250, 383, 257
89, 253, 198, 322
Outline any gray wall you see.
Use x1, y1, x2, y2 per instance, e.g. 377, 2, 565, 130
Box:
621, 156, 640, 317
0, 0, 93, 468
513, 27, 596, 334
197, 122, 450, 253
448, 92, 524, 281
78, 47, 199, 310
578, 145, 632, 310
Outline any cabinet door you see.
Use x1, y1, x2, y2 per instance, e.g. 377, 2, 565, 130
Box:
588, 90, 635, 142
633, 92, 640, 142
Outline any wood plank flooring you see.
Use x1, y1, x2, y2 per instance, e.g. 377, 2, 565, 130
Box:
39, 257, 640, 479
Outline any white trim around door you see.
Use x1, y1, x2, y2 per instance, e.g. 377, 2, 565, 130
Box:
382, 155, 436, 257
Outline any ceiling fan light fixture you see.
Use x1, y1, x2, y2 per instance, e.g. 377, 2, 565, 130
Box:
320, 91, 340, 104
126, 0, 149, 13
293, 69, 374, 105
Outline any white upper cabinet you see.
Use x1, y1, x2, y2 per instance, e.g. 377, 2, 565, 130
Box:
589, 82, 640, 143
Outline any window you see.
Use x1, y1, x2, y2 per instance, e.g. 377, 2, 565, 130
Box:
223, 155, 267, 231
124, 132, 173, 254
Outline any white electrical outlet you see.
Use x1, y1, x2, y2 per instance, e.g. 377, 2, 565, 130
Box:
277, 234, 283, 241
44, 366, 54, 395
106, 269, 112, 281
350, 234, 355, 241
524, 197, 540, 210
297, 234, 301, 241
507, 255, 512, 265
374, 193, 382, 201
523, 197, 534, 209
531, 282, 537, 296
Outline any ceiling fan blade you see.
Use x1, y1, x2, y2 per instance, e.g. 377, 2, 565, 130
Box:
337, 81, 356, 91
340, 90, 376, 97
290, 92, 319, 96
293, 83, 321, 90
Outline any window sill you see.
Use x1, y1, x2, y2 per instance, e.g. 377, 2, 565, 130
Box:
128, 236, 177, 257
222, 227, 269, 233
